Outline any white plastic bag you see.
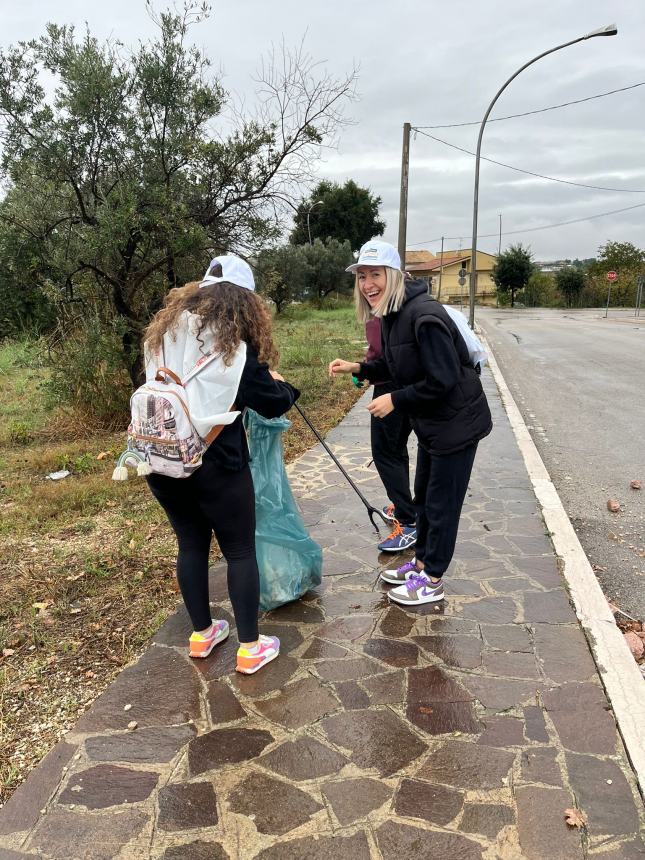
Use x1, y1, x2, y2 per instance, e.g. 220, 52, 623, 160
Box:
443, 306, 488, 370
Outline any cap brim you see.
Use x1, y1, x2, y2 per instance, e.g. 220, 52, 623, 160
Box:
346, 263, 401, 273
199, 275, 225, 287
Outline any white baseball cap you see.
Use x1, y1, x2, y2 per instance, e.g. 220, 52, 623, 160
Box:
346, 240, 401, 273
200, 254, 256, 291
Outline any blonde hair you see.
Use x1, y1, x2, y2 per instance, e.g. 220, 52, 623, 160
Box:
354, 267, 406, 323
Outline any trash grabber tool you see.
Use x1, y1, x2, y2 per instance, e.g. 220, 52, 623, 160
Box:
293, 402, 390, 535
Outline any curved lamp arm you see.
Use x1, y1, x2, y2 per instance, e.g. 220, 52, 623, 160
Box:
468, 24, 617, 327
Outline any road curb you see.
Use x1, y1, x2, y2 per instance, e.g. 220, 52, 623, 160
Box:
480, 331, 645, 801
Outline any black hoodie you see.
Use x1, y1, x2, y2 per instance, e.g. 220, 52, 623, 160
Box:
204, 345, 299, 470
357, 280, 492, 454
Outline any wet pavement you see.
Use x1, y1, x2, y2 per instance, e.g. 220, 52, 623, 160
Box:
0, 373, 643, 859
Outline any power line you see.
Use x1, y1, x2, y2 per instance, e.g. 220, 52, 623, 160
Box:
408, 201, 645, 246
414, 81, 645, 129
412, 128, 645, 193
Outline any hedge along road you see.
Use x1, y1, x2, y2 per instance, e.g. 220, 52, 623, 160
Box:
476, 307, 645, 621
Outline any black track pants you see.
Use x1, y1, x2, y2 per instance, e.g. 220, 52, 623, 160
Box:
414, 442, 478, 577
370, 383, 416, 525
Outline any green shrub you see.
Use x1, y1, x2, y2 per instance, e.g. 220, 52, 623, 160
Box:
583, 272, 641, 308
55, 452, 100, 475
8, 421, 35, 445
521, 272, 560, 307
0, 269, 56, 340
48, 315, 132, 427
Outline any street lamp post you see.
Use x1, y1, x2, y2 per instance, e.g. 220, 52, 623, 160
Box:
307, 200, 324, 246
468, 24, 617, 328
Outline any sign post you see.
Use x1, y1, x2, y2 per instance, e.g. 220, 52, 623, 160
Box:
605, 270, 617, 318
458, 267, 467, 313
636, 274, 644, 318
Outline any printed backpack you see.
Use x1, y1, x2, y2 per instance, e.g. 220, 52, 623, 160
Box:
112, 347, 244, 480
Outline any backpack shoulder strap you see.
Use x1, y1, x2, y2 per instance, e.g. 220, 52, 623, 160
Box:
155, 367, 182, 385
181, 350, 224, 386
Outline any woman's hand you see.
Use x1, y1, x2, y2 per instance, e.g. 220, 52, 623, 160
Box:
367, 393, 394, 418
328, 359, 360, 379
269, 370, 285, 382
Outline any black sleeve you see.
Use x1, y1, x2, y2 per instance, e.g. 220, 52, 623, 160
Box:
390, 320, 460, 413
356, 357, 390, 383
237, 346, 300, 418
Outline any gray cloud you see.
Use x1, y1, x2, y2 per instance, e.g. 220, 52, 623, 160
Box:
3, 0, 644, 259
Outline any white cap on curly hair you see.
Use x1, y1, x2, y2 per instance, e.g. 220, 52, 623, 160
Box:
200, 254, 256, 291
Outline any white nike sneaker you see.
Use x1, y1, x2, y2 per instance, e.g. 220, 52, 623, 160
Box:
380, 558, 419, 585
388, 572, 445, 606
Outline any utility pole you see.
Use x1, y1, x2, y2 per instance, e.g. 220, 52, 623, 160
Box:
397, 122, 411, 269
496, 214, 502, 308
437, 236, 445, 301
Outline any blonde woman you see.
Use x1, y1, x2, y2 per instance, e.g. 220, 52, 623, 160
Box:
329, 240, 492, 606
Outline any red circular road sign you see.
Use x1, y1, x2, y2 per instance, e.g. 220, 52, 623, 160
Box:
607, 270, 618, 282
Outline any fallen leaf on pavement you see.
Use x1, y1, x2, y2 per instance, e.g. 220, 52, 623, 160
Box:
624, 631, 644, 660
607, 499, 621, 513
630, 479, 641, 490
564, 808, 587, 828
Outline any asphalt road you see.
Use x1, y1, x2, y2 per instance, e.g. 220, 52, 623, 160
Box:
476, 307, 645, 620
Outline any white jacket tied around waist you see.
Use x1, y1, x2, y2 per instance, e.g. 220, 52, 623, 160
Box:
144, 310, 246, 440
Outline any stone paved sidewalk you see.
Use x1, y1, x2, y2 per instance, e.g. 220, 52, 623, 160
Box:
0, 373, 643, 860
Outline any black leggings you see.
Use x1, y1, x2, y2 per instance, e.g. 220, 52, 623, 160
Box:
146, 460, 259, 642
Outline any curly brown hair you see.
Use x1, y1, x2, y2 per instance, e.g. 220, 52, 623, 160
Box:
144, 281, 278, 367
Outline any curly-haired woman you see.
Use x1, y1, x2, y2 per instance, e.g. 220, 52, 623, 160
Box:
144, 255, 299, 673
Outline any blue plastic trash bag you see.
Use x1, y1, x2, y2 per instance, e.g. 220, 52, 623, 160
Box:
244, 409, 322, 611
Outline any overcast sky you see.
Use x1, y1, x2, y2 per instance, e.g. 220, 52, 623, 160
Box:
4, 0, 645, 260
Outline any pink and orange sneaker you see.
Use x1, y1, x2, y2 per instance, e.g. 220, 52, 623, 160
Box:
236, 634, 280, 675
189, 620, 229, 659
